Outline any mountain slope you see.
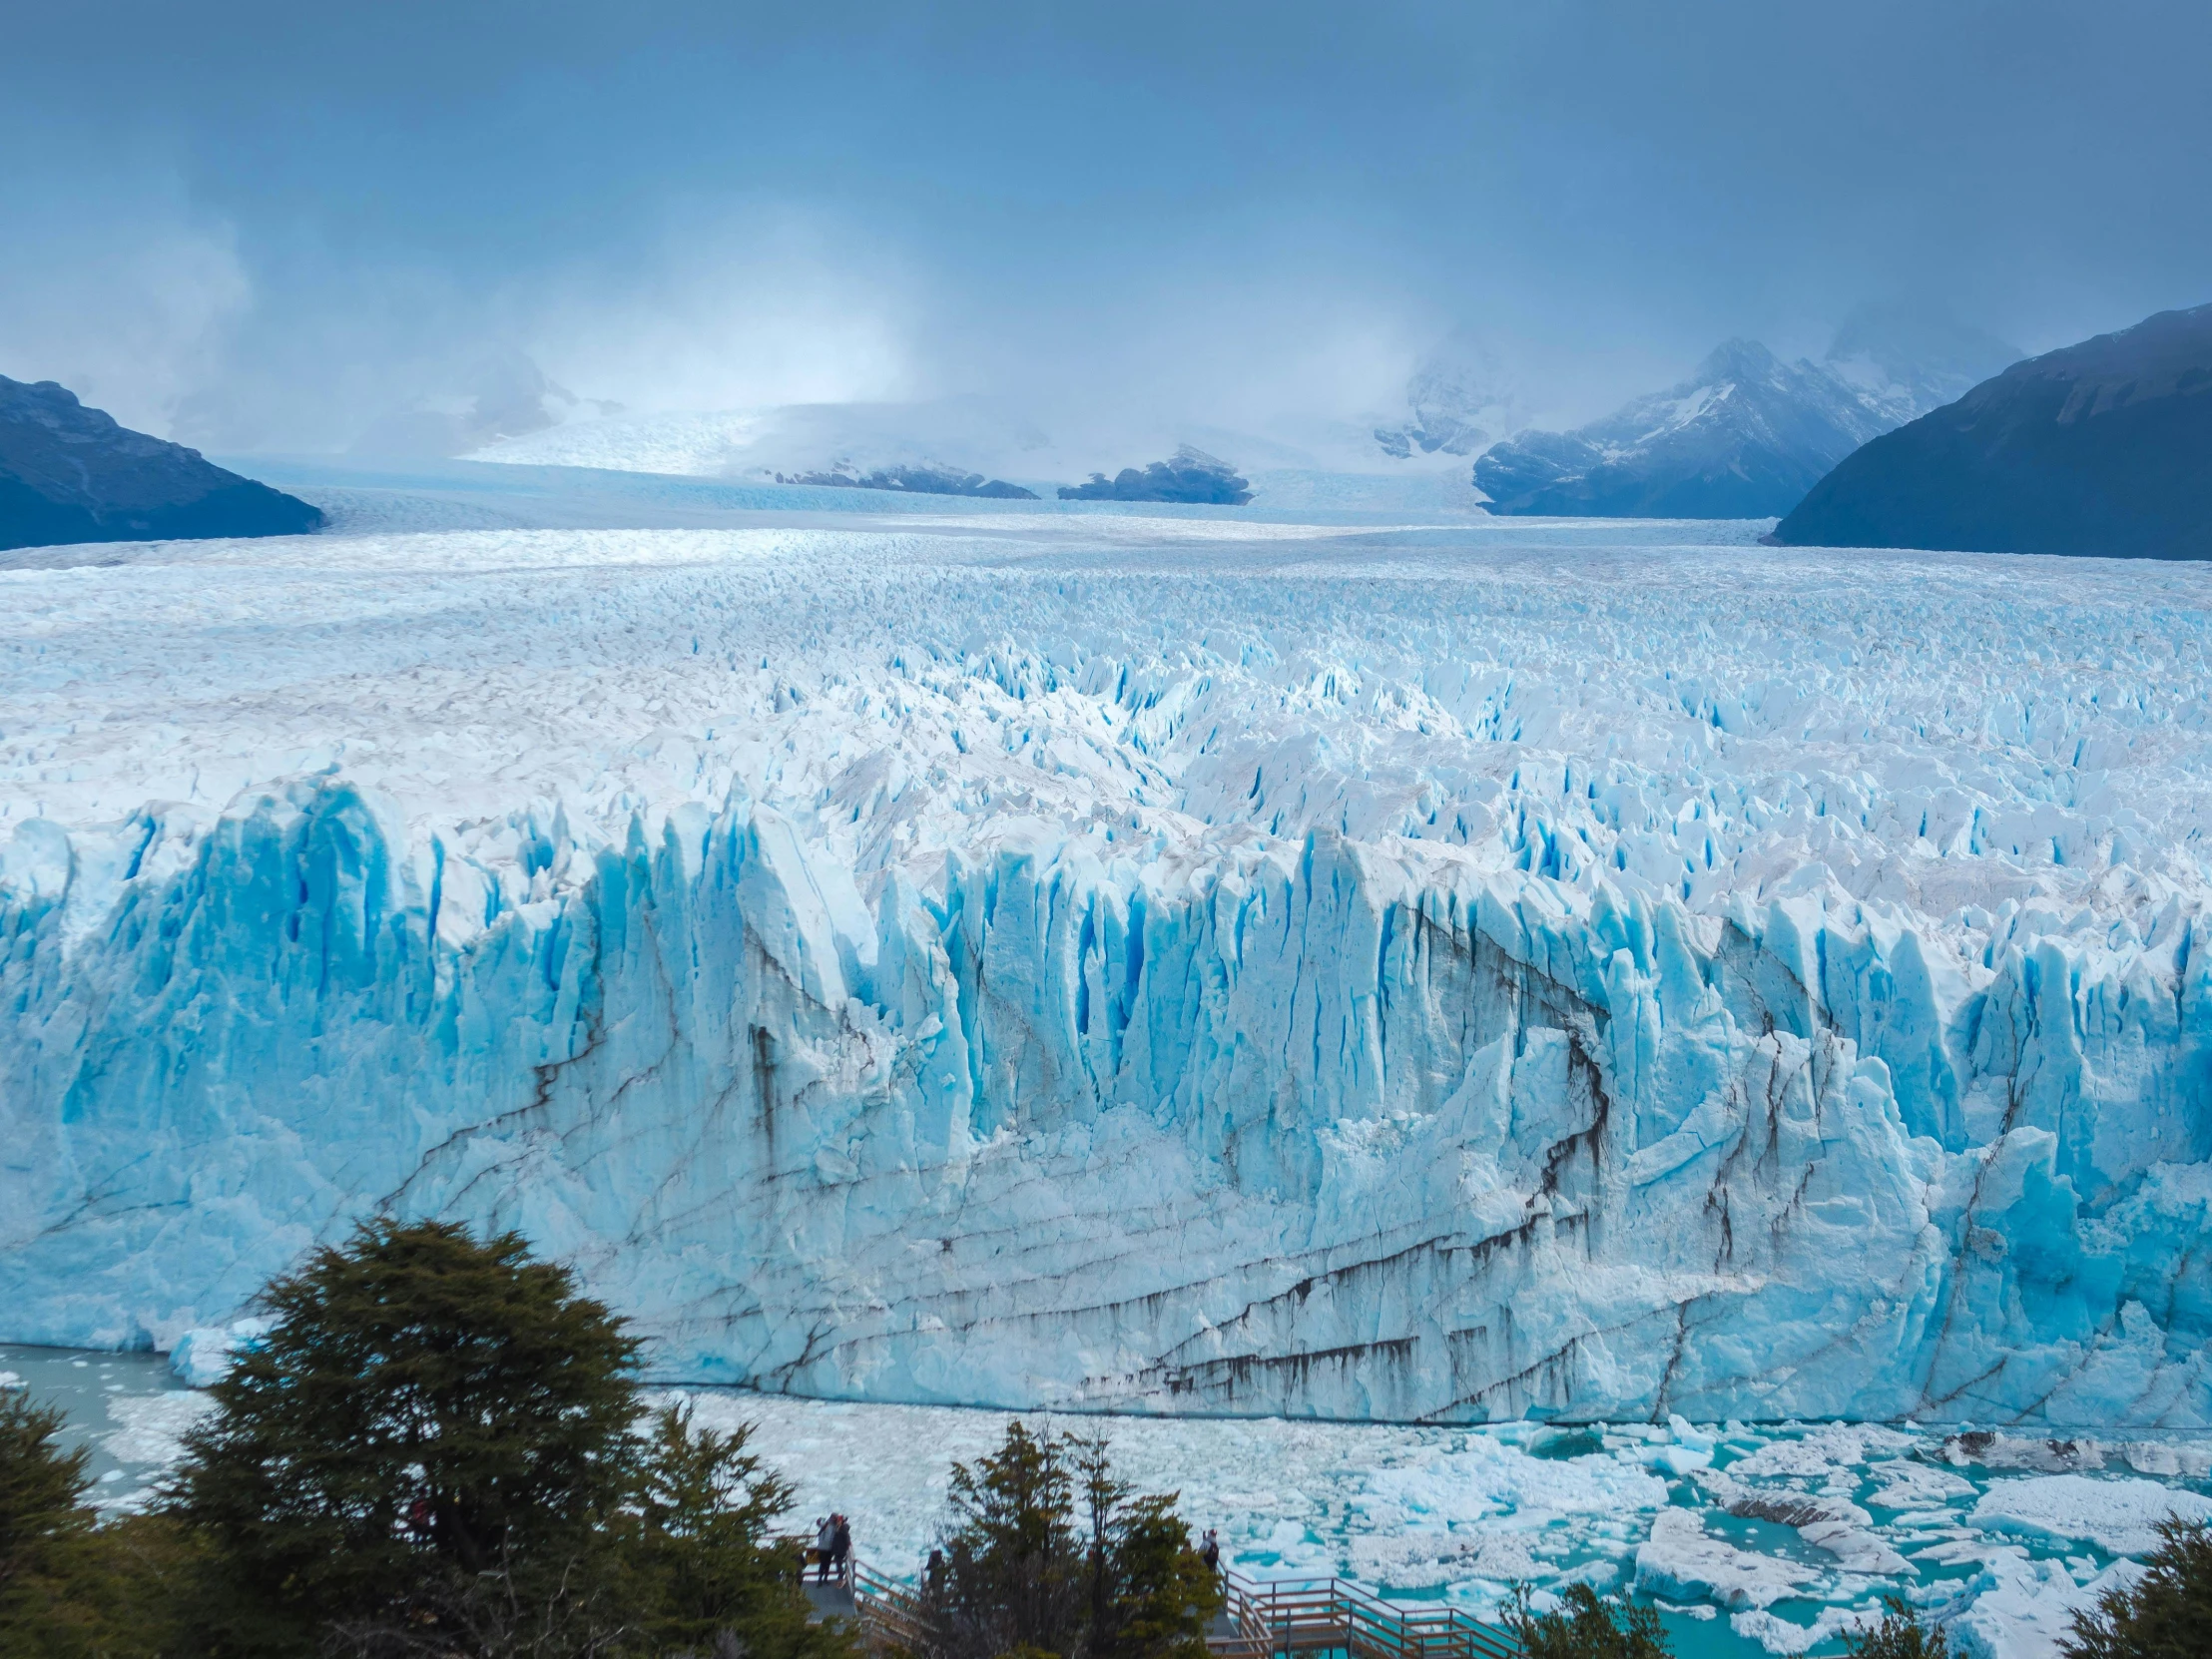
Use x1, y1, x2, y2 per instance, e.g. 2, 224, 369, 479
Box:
1, 376, 322, 551
1773, 302, 2212, 559
1473, 340, 1894, 518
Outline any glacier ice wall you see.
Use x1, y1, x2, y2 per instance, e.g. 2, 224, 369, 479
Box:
4, 518, 2211, 1425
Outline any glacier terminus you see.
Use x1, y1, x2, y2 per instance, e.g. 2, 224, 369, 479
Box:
3, 501, 2209, 1429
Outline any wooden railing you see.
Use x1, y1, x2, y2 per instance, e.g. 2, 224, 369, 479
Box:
788, 1543, 1515, 1659
1212, 1568, 1518, 1659
850, 1558, 931, 1650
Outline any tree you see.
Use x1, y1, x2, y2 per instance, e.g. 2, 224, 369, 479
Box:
1842, 1595, 1954, 1659
931, 1421, 1085, 1659
162, 1217, 847, 1659
922, 1424, 1217, 1659
1, 1387, 203, 1658
2060, 1517, 2212, 1659
1502, 1583, 1672, 1659
1069, 1438, 1217, 1659
626, 1402, 845, 1659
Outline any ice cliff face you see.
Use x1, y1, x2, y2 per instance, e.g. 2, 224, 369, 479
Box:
4, 513, 2210, 1426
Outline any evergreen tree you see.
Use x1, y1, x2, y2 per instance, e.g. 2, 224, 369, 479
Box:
626, 1401, 845, 1659
1842, 1595, 1954, 1659
923, 1424, 1217, 1659
932, 1421, 1085, 1659
1503, 1582, 1672, 1659
162, 1217, 846, 1659
1, 1387, 202, 1658
1069, 1438, 1217, 1659
2060, 1517, 2212, 1659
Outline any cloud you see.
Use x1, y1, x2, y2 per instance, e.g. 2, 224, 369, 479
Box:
0, 168, 250, 437
527, 203, 917, 413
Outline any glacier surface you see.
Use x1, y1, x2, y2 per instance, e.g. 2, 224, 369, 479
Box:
4, 498, 2211, 1426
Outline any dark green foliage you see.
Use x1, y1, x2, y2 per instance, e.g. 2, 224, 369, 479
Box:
921, 1422, 1219, 1659
0, 1387, 204, 1657
166, 1219, 644, 1653
626, 1402, 841, 1659
154, 1217, 847, 1659
932, 1421, 1085, 1658
1503, 1582, 1672, 1659
2060, 1517, 2212, 1659
1843, 1596, 1954, 1659
1070, 1437, 1218, 1659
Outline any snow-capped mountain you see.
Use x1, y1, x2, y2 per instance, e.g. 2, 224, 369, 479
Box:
1372, 332, 1529, 460
1822, 297, 2021, 429
1473, 339, 1900, 518
471, 396, 1058, 492
1473, 305, 2021, 520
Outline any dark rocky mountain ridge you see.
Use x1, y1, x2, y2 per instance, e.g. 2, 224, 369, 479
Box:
1773, 302, 2212, 559
1, 376, 322, 551
1058, 446, 1253, 504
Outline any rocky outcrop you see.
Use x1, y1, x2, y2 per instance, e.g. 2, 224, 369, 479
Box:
1772, 302, 2212, 559
1, 375, 321, 551
1059, 446, 1253, 505
774, 463, 1038, 499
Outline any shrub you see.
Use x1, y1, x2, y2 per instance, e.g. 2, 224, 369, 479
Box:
0, 1387, 203, 1658
1502, 1582, 1672, 1659
2060, 1517, 2212, 1659
1843, 1595, 1954, 1659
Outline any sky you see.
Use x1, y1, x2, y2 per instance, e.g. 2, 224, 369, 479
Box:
6, 0, 2208, 454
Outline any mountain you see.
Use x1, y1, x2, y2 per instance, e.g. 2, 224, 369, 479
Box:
1372, 332, 1528, 460
1473, 339, 1896, 518
351, 352, 621, 459
1822, 298, 2022, 427
1057, 445, 1253, 504
473, 396, 1056, 489
1773, 302, 2212, 559
773, 463, 1037, 499
0, 375, 322, 552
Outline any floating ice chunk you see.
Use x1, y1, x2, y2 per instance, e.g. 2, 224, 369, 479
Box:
1867, 1459, 1976, 1508
1969, 1474, 2212, 1557
1972, 1477, 2212, 1565
103, 1391, 219, 1466
1633, 1507, 1819, 1609
1729, 1605, 1879, 1656
167, 1318, 275, 1387
1947, 1553, 2141, 1659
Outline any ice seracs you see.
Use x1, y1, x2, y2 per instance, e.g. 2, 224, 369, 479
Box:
3, 509, 2211, 1430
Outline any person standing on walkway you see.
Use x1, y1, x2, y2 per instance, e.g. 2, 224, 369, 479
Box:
830, 1513, 853, 1584
1200, 1529, 1221, 1573
816, 1514, 836, 1582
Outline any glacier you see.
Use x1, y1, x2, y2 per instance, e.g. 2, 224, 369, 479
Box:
4, 501, 2211, 1428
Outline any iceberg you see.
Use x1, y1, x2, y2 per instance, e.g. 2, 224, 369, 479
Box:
3, 510, 2210, 1427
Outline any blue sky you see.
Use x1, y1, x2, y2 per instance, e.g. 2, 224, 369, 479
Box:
7, 0, 2207, 448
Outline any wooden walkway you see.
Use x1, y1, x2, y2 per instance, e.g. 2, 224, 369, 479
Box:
1208, 1568, 1519, 1659
807, 1548, 1517, 1659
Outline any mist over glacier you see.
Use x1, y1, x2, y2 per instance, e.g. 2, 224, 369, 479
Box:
4, 503, 2209, 1427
